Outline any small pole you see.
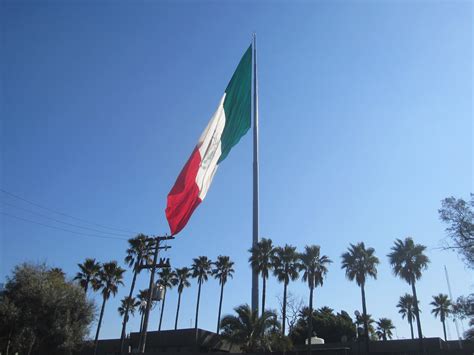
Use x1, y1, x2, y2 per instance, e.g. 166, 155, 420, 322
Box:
138, 235, 174, 353
139, 237, 160, 353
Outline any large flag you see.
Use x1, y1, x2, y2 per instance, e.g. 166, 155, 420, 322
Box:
166, 45, 252, 235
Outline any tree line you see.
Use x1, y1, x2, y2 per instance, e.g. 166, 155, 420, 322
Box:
0, 193, 472, 354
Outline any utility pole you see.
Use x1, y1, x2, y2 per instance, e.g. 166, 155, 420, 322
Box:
138, 235, 174, 354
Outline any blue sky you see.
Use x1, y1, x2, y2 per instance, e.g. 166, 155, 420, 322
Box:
1, 0, 472, 342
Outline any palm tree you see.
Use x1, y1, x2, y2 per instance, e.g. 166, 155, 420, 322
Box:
376, 318, 395, 341
94, 261, 126, 355
397, 293, 417, 339
137, 289, 151, 334
249, 238, 274, 315
388, 237, 429, 342
341, 242, 379, 351
355, 313, 376, 336
298, 245, 332, 345
118, 296, 140, 323
74, 258, 100, 293
213, 255, 235, 334
174, 267, 191, 330
272, 244, 299, 335
220, 304, 280, 352
157, 267, 178, 331
191, 256, 212, 331
430, 293, 452, 341
120, 234, 151, 352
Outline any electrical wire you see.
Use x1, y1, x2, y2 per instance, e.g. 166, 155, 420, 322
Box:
1, 211, 128, 241
1, 201, 131, 237
0, 188, 144, 234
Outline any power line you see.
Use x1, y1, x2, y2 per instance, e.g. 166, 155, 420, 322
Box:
0, 188, 143, 234
1, 201, 131, 237
1, 212, 128, 241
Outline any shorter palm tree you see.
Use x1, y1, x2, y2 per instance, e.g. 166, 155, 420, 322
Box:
298, 245, 332, 345
220, 304, 280, 352
397, 294, 417, 339
430, 293, 452, 341
272, 244, 300, 335
376, 318, 395, 341
388, 237, 429, 342
174, 267, 191, 329
213, 255, 235, 334
249, 238, 274, 315
341, 242, 379, 349
355, 313, 375, 337
137, 289, 151, 334
157, 267, 178, 331
120, 234, 151, 352
74, 258, 101, 293
94, 261, 126, 355
118, 296, 140, 325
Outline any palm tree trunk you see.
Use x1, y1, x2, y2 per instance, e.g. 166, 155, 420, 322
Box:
6, 330, 12, 355
360, 283, 369, 354
94, 295, 107, 355
307, 285, 314, 354
409, 318, 414, 340
216, 282, 225, 334
159, 288, 167, 331
411, 282, 423, 338
195, 281, 202, 329
261, 276, 266, 317
139, 312, 145, 333
411, 281, 424, 353
120, 263, 140, 354
442, 319, 447, 341
195, 281, 202, 349
175, 291, 182, 330
85, 276, 90, 294
282, 281, 288, 335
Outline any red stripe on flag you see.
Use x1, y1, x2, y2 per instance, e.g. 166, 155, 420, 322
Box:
165, 147, 202, 235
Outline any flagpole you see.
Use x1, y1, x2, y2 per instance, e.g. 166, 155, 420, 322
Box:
251, 33, 260, 314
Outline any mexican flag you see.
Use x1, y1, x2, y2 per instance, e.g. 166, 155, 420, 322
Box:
166, 45, 252, 235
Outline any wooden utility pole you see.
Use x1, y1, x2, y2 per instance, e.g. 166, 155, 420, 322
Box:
138, 235, 174, 353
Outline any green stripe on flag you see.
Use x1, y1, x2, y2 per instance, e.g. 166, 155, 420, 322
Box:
219, 45, 252, 163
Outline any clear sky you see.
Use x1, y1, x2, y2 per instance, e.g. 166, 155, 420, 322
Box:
1, 0, 473, 342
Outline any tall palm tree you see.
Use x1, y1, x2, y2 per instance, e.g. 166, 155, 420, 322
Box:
220, 304, 280, 352
191, 256, 212, 331
376, 318, 395, 341
74, 258, 101, 293
174, 267, 191, 330
397, 293, 417, 339
94, 261, 126, 355
157, 267, 178, 331
213, 255, 235, 334
120, 234, 151, 353
388, 237, 429, 343
341, 242, 379, 351
249, 238, 274, 315
430, 293, 452, 341
298, 245, 332, 345
272, 244, 299, 335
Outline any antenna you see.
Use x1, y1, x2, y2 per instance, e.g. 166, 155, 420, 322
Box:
444, 265, 462, 348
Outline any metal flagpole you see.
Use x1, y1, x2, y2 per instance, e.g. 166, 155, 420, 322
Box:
251, 33, 260, 314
